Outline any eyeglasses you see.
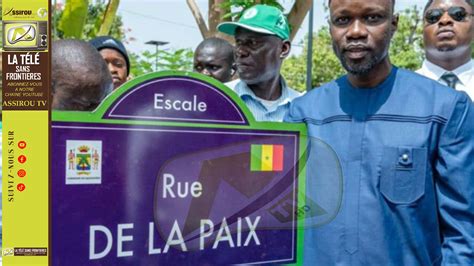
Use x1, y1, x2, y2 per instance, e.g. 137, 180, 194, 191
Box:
425, 6, 473, 24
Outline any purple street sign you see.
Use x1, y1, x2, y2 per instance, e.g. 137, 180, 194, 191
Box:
52, 72, 305, 265
103, 77, 248, 125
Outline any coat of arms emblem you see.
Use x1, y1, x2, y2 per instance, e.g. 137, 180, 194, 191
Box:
65, 140, 102, 184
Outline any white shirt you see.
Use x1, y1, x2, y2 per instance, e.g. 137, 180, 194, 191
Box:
225, 78, 302, 122
416, 59, 474, 100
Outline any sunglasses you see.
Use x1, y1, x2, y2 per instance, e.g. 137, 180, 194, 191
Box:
425, 6, 473, 24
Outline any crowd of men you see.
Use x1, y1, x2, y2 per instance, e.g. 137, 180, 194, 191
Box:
51, 0, 473, 264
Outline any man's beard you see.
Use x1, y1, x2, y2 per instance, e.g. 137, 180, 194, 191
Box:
436, 44, 456, 52
333, 43, 385, 76
332, 29, 391, 76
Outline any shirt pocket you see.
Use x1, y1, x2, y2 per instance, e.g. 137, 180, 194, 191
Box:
379, 146, 427, 204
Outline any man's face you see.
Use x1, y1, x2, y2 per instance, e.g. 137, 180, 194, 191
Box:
329, 0, 396, 75
423, 0, 473, 57
194, 45, 234, 83
234, 28, 289, 85
99, 48, 128, 89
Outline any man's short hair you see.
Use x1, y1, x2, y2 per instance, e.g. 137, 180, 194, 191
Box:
195, 37, 234, 62
424, 0, 474, 13
52, 39, 112, 110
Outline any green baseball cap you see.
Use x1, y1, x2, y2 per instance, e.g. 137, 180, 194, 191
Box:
217, 5, 290, 40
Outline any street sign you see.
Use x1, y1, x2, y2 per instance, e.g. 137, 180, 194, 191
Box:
52, 72, 307, 265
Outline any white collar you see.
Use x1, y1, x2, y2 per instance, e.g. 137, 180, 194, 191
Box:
421, 59, 473, 87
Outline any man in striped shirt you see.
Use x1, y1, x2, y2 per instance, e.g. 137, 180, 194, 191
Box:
218, 5, 301, 122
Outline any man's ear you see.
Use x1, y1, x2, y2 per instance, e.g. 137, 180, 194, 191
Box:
280, 40, 291, 59
230, 63, 237, 76
391, 13, 399, 37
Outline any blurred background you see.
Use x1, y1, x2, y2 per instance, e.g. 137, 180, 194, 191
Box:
1, 0, 473, 93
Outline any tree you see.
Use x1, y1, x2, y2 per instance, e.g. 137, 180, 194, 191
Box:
53, 1, 192, 77
187, 0, 313, 42
98, 0, 121, 36
220, 0, 284, 19
57, 0, 89, 38
281, 26, 344, 92
130, 49, 194, 78
54, 0, 125, 40
281, 6, 425, 92
389, 6, 424, 70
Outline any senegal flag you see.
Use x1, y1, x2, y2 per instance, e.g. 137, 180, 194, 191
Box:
251, 144, 284, 172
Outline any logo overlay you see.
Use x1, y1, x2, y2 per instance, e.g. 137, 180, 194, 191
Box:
37, 8, 47, 18
3, 7, 33, 17
66, 140, 102, 185
2, 247, 47, 256
6, 23, 36, 45
2, 21, 48, 50
3, 248, 14, 257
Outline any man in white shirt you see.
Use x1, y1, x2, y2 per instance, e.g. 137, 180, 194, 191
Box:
417, 0, 474, 99
217, 5, 301, 122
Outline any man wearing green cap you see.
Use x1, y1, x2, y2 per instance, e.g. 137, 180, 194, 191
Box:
218, 4, 301, 122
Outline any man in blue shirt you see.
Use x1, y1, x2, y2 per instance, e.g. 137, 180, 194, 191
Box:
285, 0, 474, 264
218, 5, 301, 122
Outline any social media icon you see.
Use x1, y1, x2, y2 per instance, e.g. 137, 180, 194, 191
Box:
17, 183, 26, 192
18, 155, 27, 164
18, 169, 26, 178
18, 141, 27, 149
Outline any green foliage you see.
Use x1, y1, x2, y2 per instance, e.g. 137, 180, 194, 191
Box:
0, 2, 2, 48
281, 26, 344, 92
82, 1, 124, 40
58, 0, 88, 38
98, 0, 120, 36
53, 0, 191, 77
129, 49, 194, 78
389, 6, 424, 70
282, 6, 425, 92
54, 0, 124, 40
220, 0, 283, 20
